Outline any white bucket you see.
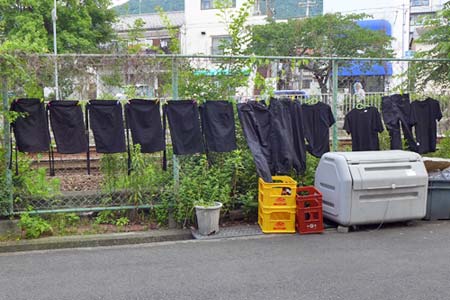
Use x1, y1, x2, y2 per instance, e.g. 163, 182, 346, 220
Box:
195, 202, 222, 235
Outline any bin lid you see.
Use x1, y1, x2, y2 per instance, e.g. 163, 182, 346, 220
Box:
332, 150, 421, 165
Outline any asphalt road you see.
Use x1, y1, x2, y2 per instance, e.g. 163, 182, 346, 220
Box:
1, 221, 450, 300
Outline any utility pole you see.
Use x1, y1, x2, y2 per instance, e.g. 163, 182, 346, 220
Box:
52, 0, 59, 100
139, 0, 142, 14
298, 0, 316, 17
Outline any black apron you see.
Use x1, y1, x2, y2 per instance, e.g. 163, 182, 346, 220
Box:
125, 99, 165, 153
10, 98, 50, 153
164, 100, 204, 155
88, 100, 126, 153
48, 100, 88, 154
200, 101, 237, 153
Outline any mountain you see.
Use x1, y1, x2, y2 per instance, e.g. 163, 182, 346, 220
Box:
114, 0, 184, 15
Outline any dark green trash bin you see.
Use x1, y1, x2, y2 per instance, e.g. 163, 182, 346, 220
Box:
425, 179, 450, 220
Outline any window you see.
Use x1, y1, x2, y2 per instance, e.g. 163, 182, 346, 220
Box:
410, 13, 434, 26
211, 36, 232, 55
201, 0, 236, 10
411, 0, 429, 7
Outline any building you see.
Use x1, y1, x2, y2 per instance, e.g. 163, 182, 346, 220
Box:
114, 0, 325, 55
409, 0, 445, 54
114, 11, 185, 53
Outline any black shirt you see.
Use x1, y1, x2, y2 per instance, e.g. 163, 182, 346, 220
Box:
410, 98, 442, 154
301, 102, 335, 157
344, 107, 384, 151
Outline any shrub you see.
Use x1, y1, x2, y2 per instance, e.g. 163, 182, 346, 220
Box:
18, 213, 53, 239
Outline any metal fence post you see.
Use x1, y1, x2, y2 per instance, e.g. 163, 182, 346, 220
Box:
171, 57, 179, 189
331, 59, 338, 152
169, 57, 179, 228
2, 76, 13, 216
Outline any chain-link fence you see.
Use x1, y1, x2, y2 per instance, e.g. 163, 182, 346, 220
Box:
1, 54, 449, 215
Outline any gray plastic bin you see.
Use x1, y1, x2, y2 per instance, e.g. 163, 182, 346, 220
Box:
315, 150, 428, 226
425, 179, 450, 220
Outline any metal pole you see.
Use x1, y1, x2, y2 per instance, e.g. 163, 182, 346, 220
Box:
52, 0, 59, 100
2, 76, 13, 216
331, 59, 338, 152
171, 58, 179, 189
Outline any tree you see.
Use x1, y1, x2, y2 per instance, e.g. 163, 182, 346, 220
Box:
412, 1, 450, 90
0, 0, 117, 54
250, 13, 393, 93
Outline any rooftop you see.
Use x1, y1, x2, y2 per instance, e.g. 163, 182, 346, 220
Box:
114, 11, 185, 32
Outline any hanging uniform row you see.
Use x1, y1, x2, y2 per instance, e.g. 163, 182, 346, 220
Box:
239, 95, 442, 182
10, 96, 443, 179
10, 99, 238, 173
344, 94, 442, 153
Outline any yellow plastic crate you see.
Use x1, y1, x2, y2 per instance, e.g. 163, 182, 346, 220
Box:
258, 205, 296, 233
258, 176, 297, 208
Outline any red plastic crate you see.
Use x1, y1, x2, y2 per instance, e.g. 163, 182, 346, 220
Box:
296, 186, 322, 202
296, 186, 324, 234
296, 207, 324, 234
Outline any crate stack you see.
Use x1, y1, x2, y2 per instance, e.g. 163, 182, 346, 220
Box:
296, 186, 324, 234
258, 176, 297, 233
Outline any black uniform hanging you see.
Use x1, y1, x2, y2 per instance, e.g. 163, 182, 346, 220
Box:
48, 100, 88, 154
301, 102, 335, 157
237, 101, 272, 182
88, 100, 126, 153
344, 106, 384, 151
289, 100, 307, 174
381, 94, 417, 151
200, 101, 237, 153
410, 98, 442, 154
269, 98, 306, 175
10, 98, 50, 153
164, 100, 204, 155
125, 99, 165, 153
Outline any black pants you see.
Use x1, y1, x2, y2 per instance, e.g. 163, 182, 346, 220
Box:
237, 101, 272, 183
269, 99, 306, 175
381, 94, 417, 152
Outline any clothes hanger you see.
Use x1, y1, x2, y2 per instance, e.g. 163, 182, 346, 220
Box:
304, 97, 319, 105
355, 101, 369, 110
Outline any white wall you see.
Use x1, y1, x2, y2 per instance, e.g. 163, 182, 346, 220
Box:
184, 0, 266, 54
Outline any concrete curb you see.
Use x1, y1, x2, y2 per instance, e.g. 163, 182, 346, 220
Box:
0, 229, 192, 253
